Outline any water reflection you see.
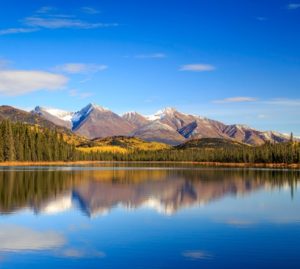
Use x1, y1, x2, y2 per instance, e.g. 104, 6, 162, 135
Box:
0, 225, 65, 252
0, 168, 298, 217
0, 167, 300, 268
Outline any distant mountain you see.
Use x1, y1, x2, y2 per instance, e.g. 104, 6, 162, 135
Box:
33, 106, 73, 129
222, 125, 287, 145
122, 112, 150, 128
0, 105, 66, 130
30, 103, 291, 145
131, 120, 186, 145
33, 103, 135, 139
72, 104, 135, 139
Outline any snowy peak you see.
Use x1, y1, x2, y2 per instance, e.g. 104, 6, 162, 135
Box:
32, 106, 74, 128
146, 107, 180, 121
34, 106, 74, 122
71, 103, 111, 131
74, 103, 108, 120
86, 103, 108, 112
32, 103, 293, 145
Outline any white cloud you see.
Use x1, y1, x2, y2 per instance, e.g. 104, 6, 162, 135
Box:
81, 7, 100, 15
135, 53, 166, 59
54, 63, 107, 74
213, 97, 258, 103
287, 3, 300, 9
264, 98, 300, 106
24, 16, 118, 29
258, 114, 268, 119
213, 97, 300, 106
179, 64, 215, 72
69, 89, 93, 99
0, 225, 65, 251
0, 7, 118, 35
0, 28, 38, 35
0, 70, 68, 96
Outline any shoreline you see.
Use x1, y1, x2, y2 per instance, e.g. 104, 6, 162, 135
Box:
0, 161, 300, 169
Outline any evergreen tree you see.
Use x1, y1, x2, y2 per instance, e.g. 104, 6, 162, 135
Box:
2, 120, 15, 161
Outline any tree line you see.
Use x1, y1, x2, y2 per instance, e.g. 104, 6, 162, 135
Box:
0, 120, 299, 163
0, 120, 77, 162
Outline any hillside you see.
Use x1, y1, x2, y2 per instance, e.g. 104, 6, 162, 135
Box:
176, 138, 249, 150
0, 105, 66, 130
77, 136, 171, 154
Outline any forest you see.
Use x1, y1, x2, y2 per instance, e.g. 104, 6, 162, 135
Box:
0, 120, 299, 164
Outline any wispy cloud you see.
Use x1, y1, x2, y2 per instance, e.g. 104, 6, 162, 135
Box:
287, 3, 300, 9
213, 97, 258, 103
179, 64, 215, 72
54, 63, 107, 74
0, 7, 118, 35
0, 70, 68, 96
135, 53, 166, 59
258, 114, 268, 119
264, 98, 300, 106
81, 7, 100, 15
24, 16, 117, 29
69, 89, 93, 99
0, 27, 38, 36
213, 97, 300, 106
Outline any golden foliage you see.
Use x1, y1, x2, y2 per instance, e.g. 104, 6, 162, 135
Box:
77, 136, 171, 153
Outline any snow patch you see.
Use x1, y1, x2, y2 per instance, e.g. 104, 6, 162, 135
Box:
34, 106, 74, 122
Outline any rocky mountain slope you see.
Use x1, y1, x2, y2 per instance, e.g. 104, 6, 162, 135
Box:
31, 104, 291, 145
0, 105, 67, 131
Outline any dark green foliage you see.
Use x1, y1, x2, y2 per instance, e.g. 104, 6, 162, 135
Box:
0, 120, 15, 161
82, 141, 300, 164
0, 120, 299, 164
176, 138, 247, 150
0, 120, 77, 162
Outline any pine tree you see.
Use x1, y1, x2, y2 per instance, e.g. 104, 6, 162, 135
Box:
2, 120, 15, 161
0, 126, 3, 162
290, 132, 294, 143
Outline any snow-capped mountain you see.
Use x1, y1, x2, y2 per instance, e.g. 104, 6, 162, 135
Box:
32, 103, 291, 145
71, 103, 135, 138
132, 120, 186, 145
33, 103, 135, 139
33, 106, 74, 129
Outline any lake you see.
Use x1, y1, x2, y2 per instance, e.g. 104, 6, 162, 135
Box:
0, 164, 299, 268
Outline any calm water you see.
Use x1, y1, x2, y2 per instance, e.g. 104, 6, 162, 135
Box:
0, 164, 299, 268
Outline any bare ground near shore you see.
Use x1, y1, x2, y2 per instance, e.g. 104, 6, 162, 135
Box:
0, 161, 299, 169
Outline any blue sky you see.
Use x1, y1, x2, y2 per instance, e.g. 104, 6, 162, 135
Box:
0, 0, 299, 134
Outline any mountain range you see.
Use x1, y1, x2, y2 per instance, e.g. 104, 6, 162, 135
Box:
31, 103, 290, 145
0, 103, 290, 146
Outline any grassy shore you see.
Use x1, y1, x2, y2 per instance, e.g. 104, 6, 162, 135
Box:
0, 161, 300, 168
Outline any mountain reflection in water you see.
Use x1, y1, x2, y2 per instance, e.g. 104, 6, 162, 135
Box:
0, 167, 298, 217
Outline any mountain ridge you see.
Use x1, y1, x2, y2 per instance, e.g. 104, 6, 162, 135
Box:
24, 103, 294, 145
